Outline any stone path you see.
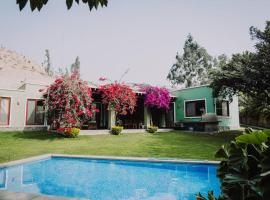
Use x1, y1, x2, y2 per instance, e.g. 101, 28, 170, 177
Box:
0, 190, 84, 200
79, 128, 174, 135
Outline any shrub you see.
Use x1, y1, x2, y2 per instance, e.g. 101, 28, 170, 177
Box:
43, 71, 98, 128
111, 126, 123, 135
143, 86, 171, 110
57, 127, 80, 138
217, 129, 243, 136
99, 82, 137, 115
147, 126, 158, 133
69, 128, 80, 137
197, 129, 270, 200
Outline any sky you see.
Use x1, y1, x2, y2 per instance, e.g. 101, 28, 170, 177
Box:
0, 0, 270, 87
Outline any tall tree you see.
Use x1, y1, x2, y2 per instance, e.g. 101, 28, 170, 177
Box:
16, 0, 108, 12
71, 56, 80, 74
239, 94, 270, 121
210, 21, 270, 106
167, 34, 213, 88
212, 54, 228, 69
42, 49, 53, 76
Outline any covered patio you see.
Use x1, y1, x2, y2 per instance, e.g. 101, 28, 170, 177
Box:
82, 88, 176, 130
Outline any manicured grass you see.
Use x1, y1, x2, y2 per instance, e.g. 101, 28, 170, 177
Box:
0, 131, 236, 163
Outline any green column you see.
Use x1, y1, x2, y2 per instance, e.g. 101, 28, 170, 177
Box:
108, 109, 116, 129
144, 106, 151, 128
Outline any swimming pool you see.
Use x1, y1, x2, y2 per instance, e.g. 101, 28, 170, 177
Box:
0, 156, 220, 200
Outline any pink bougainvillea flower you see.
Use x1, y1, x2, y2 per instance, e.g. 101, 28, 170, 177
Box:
77, 110, 84, 116
42, 71, 97, 128
143, 86, 171, 110
99, 82, 137, 115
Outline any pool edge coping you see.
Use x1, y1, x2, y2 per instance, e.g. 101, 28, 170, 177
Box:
0, 154, 52, 168
0, 154, 219, 168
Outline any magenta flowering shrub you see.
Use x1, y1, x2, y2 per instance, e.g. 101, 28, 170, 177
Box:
143, 86, 171, 110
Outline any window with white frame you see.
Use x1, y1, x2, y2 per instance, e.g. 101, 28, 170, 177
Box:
185, 99, 206, 117
0, 97, 11, 126
26, 99, 45, 125
216, 100, 230, 116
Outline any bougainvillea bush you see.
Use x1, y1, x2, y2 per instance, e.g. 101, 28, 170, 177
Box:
99, 82, 137, 115
43, 72, 98, 128
143, 86, 171, 110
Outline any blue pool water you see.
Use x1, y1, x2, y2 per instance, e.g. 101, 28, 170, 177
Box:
0, 157, 220, 200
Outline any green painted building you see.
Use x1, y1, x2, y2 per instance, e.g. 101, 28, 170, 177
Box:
172, 85, 240, 131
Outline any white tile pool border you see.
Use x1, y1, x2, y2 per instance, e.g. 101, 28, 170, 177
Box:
0, 154, 52, 168
0, 154, 219, 168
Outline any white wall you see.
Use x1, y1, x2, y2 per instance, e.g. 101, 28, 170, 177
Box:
0, 84, 47, 131
229, 96, 240, 129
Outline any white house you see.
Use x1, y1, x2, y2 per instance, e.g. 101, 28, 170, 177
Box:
0, 48, 53, 131
0, 48, 240, 132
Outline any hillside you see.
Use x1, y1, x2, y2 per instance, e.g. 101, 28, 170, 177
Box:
0, 48, 53, 89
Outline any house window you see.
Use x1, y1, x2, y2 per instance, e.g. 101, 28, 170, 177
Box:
26, 99, 45, 125
216, 100, 230, 116
185, 100, 206, 117
0, 97, 11, 126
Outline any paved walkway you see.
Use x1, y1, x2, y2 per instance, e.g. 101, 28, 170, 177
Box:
0, 190, 84, 200
79, 128, 174, 135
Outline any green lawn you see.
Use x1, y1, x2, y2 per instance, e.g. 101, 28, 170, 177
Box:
0, 131, 236, 163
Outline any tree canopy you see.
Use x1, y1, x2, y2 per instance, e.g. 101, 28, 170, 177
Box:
167, 34, 213, 88
42, 49, 53, 76
71, 56, 80, 74
16, 0, 108, 11
210, 21, 270, 106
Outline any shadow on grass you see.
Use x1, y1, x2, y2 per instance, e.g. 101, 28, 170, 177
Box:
12, 131, 63, 141
150, 131, 237, 143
